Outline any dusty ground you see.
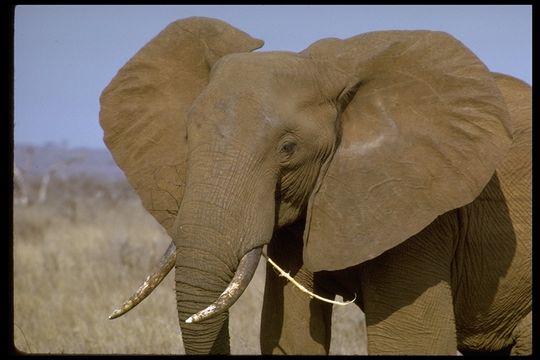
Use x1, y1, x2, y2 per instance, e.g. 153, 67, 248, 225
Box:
13, 197, 366, 354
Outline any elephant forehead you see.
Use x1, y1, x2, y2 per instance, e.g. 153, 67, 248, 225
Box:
201, 54, 337, 127
214, 51, 303, 72
209, 51, 323, 91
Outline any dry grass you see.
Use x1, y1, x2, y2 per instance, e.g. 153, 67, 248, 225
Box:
13, 197, 366, 354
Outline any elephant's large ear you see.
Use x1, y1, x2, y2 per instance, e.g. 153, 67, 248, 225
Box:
99, 17, 263, 233
301, 31, 513, 271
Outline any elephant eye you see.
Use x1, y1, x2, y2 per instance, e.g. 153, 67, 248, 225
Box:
280, 141, 297, 157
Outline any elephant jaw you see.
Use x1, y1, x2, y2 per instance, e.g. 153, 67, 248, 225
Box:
108, 243, 262, 323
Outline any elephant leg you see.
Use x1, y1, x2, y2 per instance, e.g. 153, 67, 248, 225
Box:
260, 221, 333, 355
510, 311, 532, 355
358, 213, 458, 355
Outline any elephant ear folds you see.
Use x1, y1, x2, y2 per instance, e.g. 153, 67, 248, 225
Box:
99, 17, 263, 233
302, 31, 513, 272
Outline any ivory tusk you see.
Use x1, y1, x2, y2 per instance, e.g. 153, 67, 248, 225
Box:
109, 241, 176, 319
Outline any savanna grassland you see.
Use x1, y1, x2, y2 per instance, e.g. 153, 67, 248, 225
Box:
13, 184, 366, 354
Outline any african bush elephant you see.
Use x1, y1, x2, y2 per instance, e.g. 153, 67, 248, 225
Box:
99, 17, 531, 355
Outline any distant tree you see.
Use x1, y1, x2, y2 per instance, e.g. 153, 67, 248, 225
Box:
13, 164, 29, 206
36, 157, 82, 204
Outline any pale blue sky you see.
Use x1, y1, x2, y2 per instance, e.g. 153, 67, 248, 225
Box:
14, 5, 532, 148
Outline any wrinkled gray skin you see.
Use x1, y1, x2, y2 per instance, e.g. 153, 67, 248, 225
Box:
100, 18, 531, 354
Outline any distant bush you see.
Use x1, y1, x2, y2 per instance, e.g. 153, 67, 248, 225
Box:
46, 175, 138, 204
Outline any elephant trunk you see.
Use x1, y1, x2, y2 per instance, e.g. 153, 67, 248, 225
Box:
175, 245, 233, 354
172, 149, 275, 354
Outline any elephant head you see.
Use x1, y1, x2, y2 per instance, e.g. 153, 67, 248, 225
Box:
100, 17, 512, 354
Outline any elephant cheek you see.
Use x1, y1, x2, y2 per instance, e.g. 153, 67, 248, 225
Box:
276, 202, 302, 227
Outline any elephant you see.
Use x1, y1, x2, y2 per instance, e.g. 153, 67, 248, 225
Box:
99, 17, 531, 355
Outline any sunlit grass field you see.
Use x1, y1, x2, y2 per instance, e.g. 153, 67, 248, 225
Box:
13, 197, 366, 354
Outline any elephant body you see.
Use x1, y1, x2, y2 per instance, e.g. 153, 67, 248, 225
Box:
263, 176, 532, 355
100, 18, 531, 355
262, 73, 532, 355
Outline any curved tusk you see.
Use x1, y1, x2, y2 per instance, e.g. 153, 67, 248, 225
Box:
185, 246, 262, 324
109, 241, 176, 319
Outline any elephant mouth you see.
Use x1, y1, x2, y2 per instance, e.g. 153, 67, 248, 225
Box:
109, 243, 262, 323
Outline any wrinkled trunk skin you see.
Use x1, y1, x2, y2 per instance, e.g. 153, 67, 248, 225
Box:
172, 147, 275, 354
174, 191, 238, 354
175, 246, 233, 354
